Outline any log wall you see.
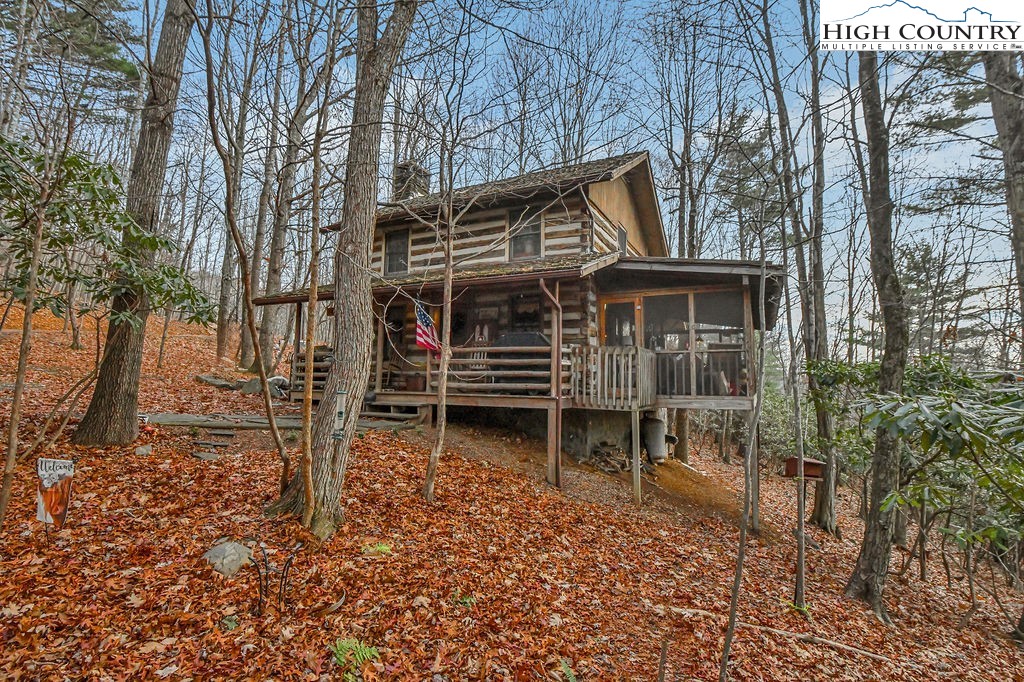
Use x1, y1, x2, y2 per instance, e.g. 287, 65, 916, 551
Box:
370, 198, 590, 276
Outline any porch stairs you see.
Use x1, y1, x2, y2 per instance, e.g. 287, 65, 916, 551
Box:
290, 348, 426, 427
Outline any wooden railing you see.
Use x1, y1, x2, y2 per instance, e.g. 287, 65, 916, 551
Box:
567, 345, 656, 410
307, 343, 746, 406
429, 345, 555, 395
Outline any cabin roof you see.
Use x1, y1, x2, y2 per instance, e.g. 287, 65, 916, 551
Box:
251, 252, 619, 305
377, 151, 648, 221
325, 151, 666, 253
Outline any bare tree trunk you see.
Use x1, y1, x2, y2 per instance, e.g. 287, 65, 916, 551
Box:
196, 0, 291, 493
0, 0, 37, 136
983, 52, 1024, 367
777, 196, 808, 610
0, 201, 47, 528
798, 0, 838, 536
73, 0, 195, 446
299, 12, 341, 528
424, 218, 453, 502
241, 29, 285, 370
257, 20, 313, 374
268, 0, 419, 538
845, 51, 908, 625
216, 15, 261, 363
215, 235, 235, 358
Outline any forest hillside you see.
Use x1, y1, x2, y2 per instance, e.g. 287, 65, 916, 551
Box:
1, 312, 1021, 680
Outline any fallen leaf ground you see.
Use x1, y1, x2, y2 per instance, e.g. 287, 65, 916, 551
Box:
1, 312, 1022, 680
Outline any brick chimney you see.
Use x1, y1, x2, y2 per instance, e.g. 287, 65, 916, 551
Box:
392, 160, 430, 201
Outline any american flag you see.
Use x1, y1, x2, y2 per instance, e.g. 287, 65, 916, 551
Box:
415, 301, 440, 351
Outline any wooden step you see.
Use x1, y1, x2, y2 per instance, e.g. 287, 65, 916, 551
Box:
360, 409, 418, 420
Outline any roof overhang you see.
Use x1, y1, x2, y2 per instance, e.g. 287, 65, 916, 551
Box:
252, 252, 620, 305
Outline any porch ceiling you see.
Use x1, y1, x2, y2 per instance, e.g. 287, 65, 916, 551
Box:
594, 257, 784, 330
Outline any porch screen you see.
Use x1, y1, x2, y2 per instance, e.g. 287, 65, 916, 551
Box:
693, 290, 746, 396
642, 293, 689, 395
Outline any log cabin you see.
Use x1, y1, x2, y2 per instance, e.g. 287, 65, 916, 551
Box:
253, 151, 782, 498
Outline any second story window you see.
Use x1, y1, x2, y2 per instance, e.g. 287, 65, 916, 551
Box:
509, 208, 542, 260
384, 229, 409, 275
617, 226, 628, 255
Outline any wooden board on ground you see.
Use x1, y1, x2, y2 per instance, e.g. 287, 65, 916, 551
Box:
143, 413, 416, 433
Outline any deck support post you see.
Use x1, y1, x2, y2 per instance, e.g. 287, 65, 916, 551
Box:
631, 409, 642, 505
742, 276, 756, 395
675, 408, 689, 463
546, 404, 560, 487
541, 278, 563, 489
290, 302, 303, 396
374, 312, 385, 392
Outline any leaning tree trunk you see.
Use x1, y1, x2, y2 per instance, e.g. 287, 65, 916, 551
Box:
267, 0, 419, 538
983, 52, 1024, 365
72, 0, 195, 446
844, 51, 909, 624
0, 200, 47, 528
215, 236, 235, 359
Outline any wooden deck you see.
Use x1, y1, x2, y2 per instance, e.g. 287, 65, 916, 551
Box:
294, 341, 752, 413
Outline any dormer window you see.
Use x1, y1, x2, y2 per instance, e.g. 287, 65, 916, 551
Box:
384, 229, 409, 275
509, 208, 543, 261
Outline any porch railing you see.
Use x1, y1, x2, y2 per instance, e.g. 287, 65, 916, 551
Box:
429, 345, 555, 395
567, 345, 656, 410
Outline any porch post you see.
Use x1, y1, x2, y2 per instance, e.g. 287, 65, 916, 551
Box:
675, 408, 689, 463
688, 294, 697, 395
290, 302, 303, 392
541, 278, 563, 489
547, 404, 559, 487
742, 276, 756, 396
631, 409, 642, 505
374, 311, 385, 392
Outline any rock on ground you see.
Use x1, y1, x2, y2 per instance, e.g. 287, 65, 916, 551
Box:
202, 540, 252, 577
196, 374, 237, 390
239, 378, 262, 395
